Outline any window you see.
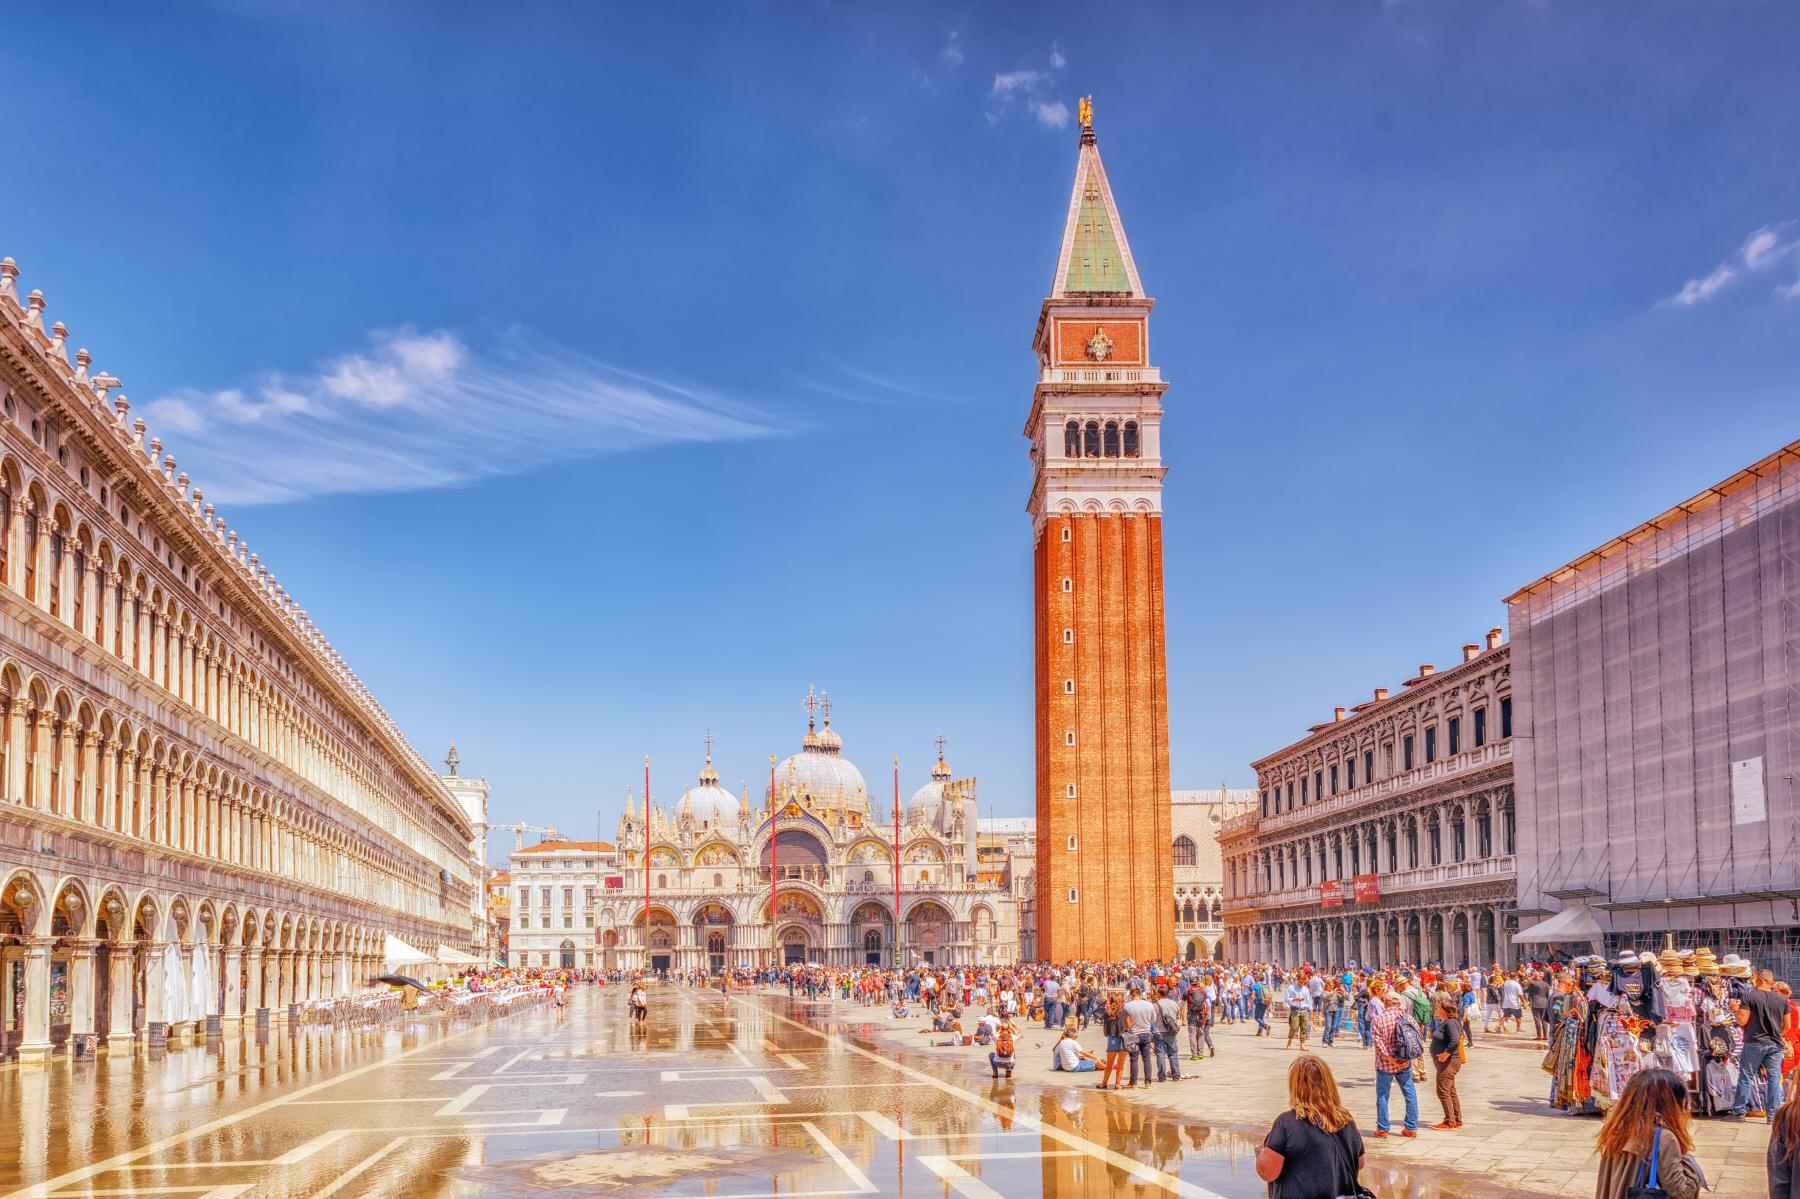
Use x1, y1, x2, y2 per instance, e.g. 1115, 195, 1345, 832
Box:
1364, 751, 1374, 783
1346, 759, 1356, 789
563, 915, 572, 929
562, 887, 573, 907
1473, 707, 1487, 747
1064, 730, 1076, 746
1103, 421, 1120, 457
1424, 727, 1436, 764
1313, 770, 1323, 801
1083, 421, 1100, 458
1260, 789, 1268, 817
1285, 781, 1294, 811
1062, 628, 1073, 643
1067, 835, 1078, 851
1172, 836, 1197, 866
539, 887, 551, 907
517, 915, 528, 929
1065, 783, 1077, 798
1403, 735, 1415, 770
1063, 679, 1074, 694
1329, 764, 1339, 794
1123, 421, 1139, 457
656, 873, 667, 888
1067, 888, 1079, 903
1064, 420, 1080, 457
1501, 697, 1513, 738
1300, 776, 1308, 804
585, 915, 594, 928
1061, 526, 1071, 543
713, 872, 722, 886
1447, 717, 1461, 756
1061, 577, 1072, 592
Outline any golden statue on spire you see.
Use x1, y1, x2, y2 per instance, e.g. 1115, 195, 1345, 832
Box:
1078, 95, 1093, 130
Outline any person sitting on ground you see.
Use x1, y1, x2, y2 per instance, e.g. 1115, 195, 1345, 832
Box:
1053, 1027, 1100, 1073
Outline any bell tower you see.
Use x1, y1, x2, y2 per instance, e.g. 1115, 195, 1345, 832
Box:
1026, 100, 1173, 963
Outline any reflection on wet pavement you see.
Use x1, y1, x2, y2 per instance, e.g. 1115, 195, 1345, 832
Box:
0, 984, 1556, 1198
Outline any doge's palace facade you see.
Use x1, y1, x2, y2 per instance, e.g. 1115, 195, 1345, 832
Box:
0, 257, 478, 1062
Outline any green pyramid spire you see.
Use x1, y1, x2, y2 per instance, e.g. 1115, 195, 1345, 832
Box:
1063, 163, 1131, 294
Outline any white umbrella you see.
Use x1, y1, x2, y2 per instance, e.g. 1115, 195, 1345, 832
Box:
384, 934, 433, 967
191, 944, 213, 1017
163, 943, 189, 1024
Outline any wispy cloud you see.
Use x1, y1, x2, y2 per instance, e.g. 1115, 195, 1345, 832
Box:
986, 48, 1070, 129
797, 362, 954, 408
1662, 222, 1800, 307
941, 30, 964, 69
142, 326, 782, 504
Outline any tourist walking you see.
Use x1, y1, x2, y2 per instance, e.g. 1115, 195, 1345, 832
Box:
1592, 1069, 1703, 1199
1097, 992, 1128, 1091
1285, 972, 1314, 1049
1729, 969, 1790, 1122
1122, 987, 1159, 1089
1185, 977, 1215, 1061
1430, 993, 1465, 1130
1369, 984, 1421, 1137
1254, 1054, 1367, 1199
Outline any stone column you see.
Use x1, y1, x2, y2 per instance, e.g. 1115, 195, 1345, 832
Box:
221, 947, 243, 1026
18, 939, 53, 1063
69, 939, 97, 1042
107, 945, 134, 1046
244, 947, 264, 1015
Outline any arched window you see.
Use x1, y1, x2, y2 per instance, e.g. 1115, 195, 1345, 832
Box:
1083, 421, 1100, 458
1064, 421, 1080, 458
713, 873, 723, 887
1172, 835, 1197, 867
656, 873, 667, 888
23, 508, 38, 602
1103, 421, 1120, 457
1123, 421, 1140, 457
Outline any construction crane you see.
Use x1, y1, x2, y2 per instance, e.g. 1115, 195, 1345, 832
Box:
491, 822, 560, 853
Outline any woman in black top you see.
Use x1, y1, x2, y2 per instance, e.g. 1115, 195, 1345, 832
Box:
1097, 993, 1128, 1091
1256, 1053, 1364, 1199
1430, 993, 1465, 1129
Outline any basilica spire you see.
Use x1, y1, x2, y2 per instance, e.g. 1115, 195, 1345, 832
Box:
1051, 96, 1144, 299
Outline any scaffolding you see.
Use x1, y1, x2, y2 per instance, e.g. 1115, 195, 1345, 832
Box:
1507, 439, 1800, 954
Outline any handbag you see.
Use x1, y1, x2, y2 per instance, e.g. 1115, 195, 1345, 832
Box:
1626, 1127, 1667, 1199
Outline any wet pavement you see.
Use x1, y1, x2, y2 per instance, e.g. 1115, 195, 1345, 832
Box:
1, 983, 1560, 1198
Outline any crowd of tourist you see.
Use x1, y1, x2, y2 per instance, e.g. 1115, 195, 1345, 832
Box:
599, 949, 1800, 1198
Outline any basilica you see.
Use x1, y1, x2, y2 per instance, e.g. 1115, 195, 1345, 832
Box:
506, 699, 1026, 974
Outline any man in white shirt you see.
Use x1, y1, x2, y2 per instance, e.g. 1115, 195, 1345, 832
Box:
1284, 976, 1314, 1049
1053, 1028, 1099, 1073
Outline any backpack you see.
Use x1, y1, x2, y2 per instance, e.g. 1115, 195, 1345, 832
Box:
1157, 1001, 1180, 1038
996, 1024, 1015, 1058
1391, 1014, 1425, 1063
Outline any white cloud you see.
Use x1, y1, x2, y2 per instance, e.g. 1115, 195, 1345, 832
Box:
1030, 100, 1070, 129
1663, 220, 1800, 307
1049, 42, 1066, 69
141, 326, 781, 504
941, 30, 964, 69
991, 70, 1047, 98
987, 58, 1069, 129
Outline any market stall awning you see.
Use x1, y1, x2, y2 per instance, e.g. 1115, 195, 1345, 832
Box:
435, 945, 481, 965
383, 934, 434, 966
1512, 903, 1607, 945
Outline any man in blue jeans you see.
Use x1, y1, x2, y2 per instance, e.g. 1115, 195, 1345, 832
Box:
1122, 991, 1159, 1089
1042, 976, 1062, 1029
1370, 1003, 1419, 1136
1728, 969, 1788, 1122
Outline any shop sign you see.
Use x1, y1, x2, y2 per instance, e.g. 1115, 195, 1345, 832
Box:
1352, 874, 1380, 904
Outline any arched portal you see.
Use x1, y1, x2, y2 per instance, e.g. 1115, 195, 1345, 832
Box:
559, 939, 576, 970
906, 901, 953, 967
776, 923, 813, 965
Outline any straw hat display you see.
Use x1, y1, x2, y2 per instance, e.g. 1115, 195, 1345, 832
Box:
1658, 948, 1683, 976
1692, 947, 1721, 975
1720, 953, 1753, 978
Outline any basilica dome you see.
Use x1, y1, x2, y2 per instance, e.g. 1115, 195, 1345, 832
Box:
776, 715, 868, 811
678, 754, 740, 827
906, 745, 956, 829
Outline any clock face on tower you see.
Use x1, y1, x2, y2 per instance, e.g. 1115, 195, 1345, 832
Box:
1085, 326, 1114, 362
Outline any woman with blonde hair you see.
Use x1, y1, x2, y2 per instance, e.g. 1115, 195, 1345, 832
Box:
1255, 1053, 1366, 1199
1592, 1068, 1703, 1199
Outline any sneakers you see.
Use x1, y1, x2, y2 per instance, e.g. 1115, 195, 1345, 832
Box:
1371, 1130, 1389, 1138
1400, 1129, 1418, 1138
1431, 1122, 1456, 1130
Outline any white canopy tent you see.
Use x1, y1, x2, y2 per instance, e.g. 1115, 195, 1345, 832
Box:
435, 945, 481, 966
383, 934, 435, 967
1512, 903, 1608, 945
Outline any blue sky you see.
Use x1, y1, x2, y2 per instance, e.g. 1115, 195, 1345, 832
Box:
5, 3, 1797, 856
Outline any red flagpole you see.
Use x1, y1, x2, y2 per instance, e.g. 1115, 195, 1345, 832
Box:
643, 755, 650, 972
892, 756, 901, 969
769, 754, 778, 968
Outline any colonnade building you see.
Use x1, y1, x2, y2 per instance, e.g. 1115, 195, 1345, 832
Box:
0, 256, 479, 1061
1220, 631, 1518, 969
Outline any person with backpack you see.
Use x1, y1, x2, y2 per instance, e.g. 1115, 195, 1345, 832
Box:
1593, 1069, 1703, 1198
1186, 977, 1215, 1061
1369, 988, 1422, 1137
1254, 1054, 1367, 1199
1153, 985, 1185, 1082
989, 1016, 1017, 1080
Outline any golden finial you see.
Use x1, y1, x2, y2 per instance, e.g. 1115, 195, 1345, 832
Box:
1078, 95, 1092, 130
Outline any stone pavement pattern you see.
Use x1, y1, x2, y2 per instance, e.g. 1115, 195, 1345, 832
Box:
0, 985, 1779, 1198
860, 1005, 1777, 1198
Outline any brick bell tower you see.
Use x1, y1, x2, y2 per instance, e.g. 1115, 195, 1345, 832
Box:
1027, 99, 1173, 964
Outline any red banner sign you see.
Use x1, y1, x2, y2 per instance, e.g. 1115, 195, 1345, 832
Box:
1320, 880, 1343, 908
1352, 874, 1380, 904
603, 876, 624, 890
